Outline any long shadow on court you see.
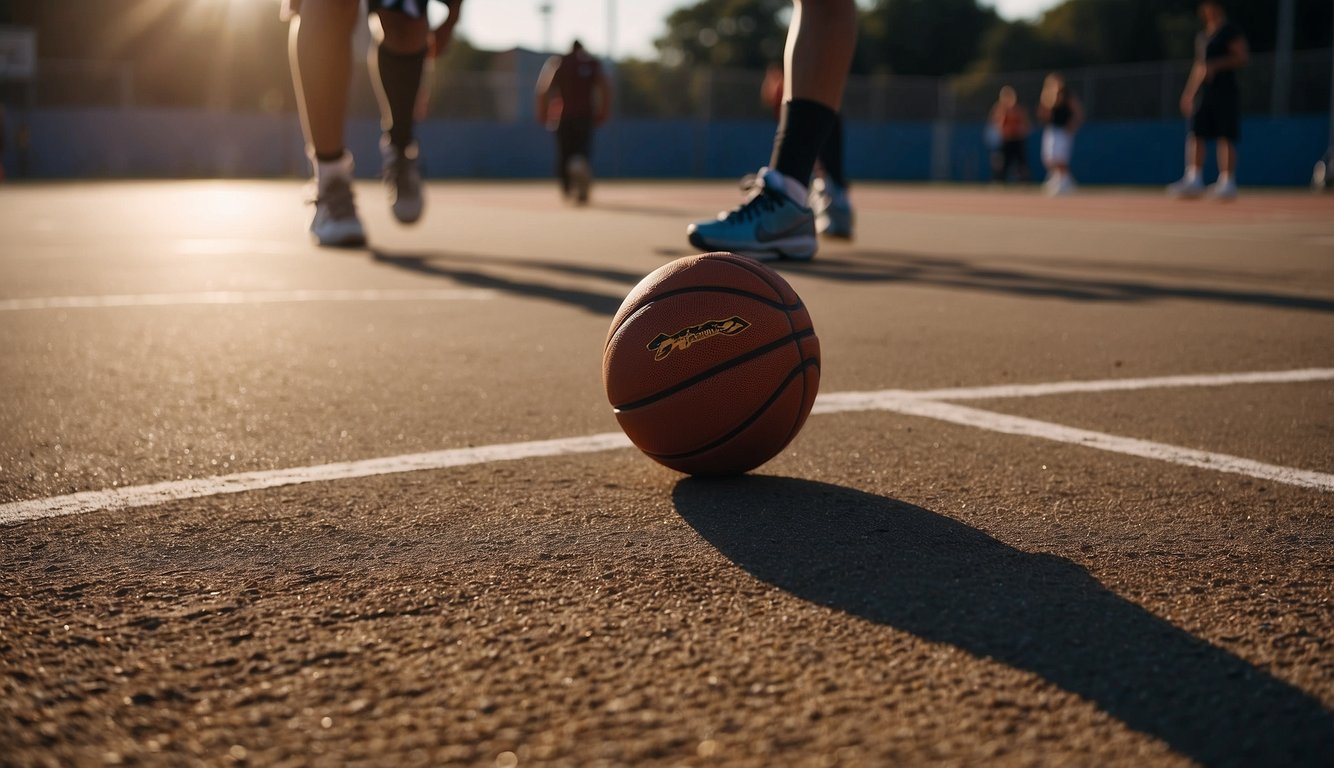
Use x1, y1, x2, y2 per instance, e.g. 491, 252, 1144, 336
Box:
777, 251, 1334, 313
371, 249, 634, 315
674, 477, 1334, 767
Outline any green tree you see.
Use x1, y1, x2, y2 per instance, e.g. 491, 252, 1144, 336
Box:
654, 0, 790, 69
857, 0, 1000, 76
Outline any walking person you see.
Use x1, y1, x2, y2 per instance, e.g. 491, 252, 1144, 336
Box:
1167, 0, 1249, 201
536, 40, 612, 206
989, 86, 1031, 184
1038, 73, 1083, 196
687, 0, 858, 261
284, 0, 462, 247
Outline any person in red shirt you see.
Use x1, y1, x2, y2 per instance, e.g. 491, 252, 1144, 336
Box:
536, 40, 612, 205
989, 86, 1031, 184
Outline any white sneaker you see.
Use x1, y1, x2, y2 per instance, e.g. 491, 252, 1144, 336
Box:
1206, 178, 1238, 201
1167, 176, 1205, 199
381, 139, 424, 224
567, 155, 592, 205
310, 152, 366, 248
687, 167, 817, 261
1052, 175, 1077, 196
809, 176, 854, 239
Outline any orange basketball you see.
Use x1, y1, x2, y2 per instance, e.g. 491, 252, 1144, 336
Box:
603, 252, 820, 476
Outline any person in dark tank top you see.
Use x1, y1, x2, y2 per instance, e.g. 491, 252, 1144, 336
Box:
1038, 72, 1083, 196
1167, 0, 1249, 201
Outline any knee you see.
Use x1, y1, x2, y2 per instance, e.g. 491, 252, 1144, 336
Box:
376, 12, 430, 53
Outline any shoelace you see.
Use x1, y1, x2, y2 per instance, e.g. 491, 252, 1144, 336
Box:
313, 177, 358, 220
722, 178, 782, 224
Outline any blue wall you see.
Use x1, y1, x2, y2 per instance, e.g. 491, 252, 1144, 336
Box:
4, 108, 1329, 187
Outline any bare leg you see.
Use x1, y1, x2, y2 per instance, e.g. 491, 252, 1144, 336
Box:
1217, 139, 1235, 175
289, 0, 360, 160
784, 0, 858, 109
1186, 134, 1205, 173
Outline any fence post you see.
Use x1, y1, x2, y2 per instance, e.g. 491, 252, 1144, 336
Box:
1272, 0, 1295, 116
930, 78, 954, 182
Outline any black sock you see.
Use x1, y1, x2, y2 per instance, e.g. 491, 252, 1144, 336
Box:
314, 150, 345, 163
769, 98, 837, 187
376, 45, 427, 149
817, 112, 848, 189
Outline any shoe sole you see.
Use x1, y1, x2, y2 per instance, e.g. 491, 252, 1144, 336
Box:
392, 199, 424, 224
688, 230, 816, 260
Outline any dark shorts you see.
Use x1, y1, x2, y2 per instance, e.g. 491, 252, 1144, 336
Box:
282, 0, 449, 19
1191, 88, 1240, 143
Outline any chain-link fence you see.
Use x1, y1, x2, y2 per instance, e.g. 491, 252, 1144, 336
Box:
12, 48, 1331, 124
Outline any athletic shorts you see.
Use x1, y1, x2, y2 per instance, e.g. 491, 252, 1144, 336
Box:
1191, 88, 1240, 143
281, 0, 451, 21
1042, 127, 1074, 166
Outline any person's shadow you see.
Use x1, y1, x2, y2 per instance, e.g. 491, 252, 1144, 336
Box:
673, 477, 1333, 767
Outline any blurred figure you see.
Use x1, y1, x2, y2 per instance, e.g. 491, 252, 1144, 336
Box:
687, 0, 857, 261
760, 62, 854, 240
284, 0, 462, 247
1168, 0, 1249, 201
0, 105, 7, 183
1037, 73, 1083, 196
989, 86, 1030, 184
535, 40, 612, 206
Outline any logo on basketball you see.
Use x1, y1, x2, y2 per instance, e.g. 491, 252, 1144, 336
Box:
648, 316, 751, 361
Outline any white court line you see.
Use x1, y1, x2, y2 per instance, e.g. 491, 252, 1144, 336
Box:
3, 369, 1332, 525
0, 289, 497, 311
819, 367, 1334, 404
0, 433, 633, 526
863, 396, 1334, 493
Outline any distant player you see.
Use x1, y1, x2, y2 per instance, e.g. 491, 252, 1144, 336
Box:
1168, 0, 1249, 201
687, 0, 857, 261
1038, 73, 1083, 196
536, 40, 612, 206
989, 86, 1031, 184
283, 0, 463, 247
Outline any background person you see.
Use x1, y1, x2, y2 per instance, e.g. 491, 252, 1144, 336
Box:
989, 85, 1031, 184
1167, 0, 1248, 201
1037, 72, 1083, 196
536, 40, 612, 205
284, 0, 462, 247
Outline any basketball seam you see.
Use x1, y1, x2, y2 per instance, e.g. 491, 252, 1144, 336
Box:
724, 254, 815, 457
612, 328, 816, 412
608, 286, 804, 350
644, 357, 821, 462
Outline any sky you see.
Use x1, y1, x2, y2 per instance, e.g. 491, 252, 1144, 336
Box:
451, 0, 1065, 60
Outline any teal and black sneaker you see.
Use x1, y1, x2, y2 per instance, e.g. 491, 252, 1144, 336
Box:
810, 176, 854, 239
687, 168, 817, 261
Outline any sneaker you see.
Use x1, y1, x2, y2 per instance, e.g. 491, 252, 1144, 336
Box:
309, 153, 366, 248
567, 155, 592, 205
809, 176, 854, 239
1167, 176, 1205, 199
1047, 174, 1076, 197
1206, 178, 1237, 201
687, 168, 817, 261
381, 138, 424, 224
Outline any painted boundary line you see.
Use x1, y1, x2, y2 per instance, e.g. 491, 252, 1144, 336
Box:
2, 368, 1332, 525
0, 289, 497, 311
0, 433, 634, 526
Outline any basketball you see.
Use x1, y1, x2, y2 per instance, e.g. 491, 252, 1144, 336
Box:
603, 252, 820, 476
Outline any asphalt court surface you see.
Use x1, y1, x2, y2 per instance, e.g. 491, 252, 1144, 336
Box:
2, 180, 1333, 766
